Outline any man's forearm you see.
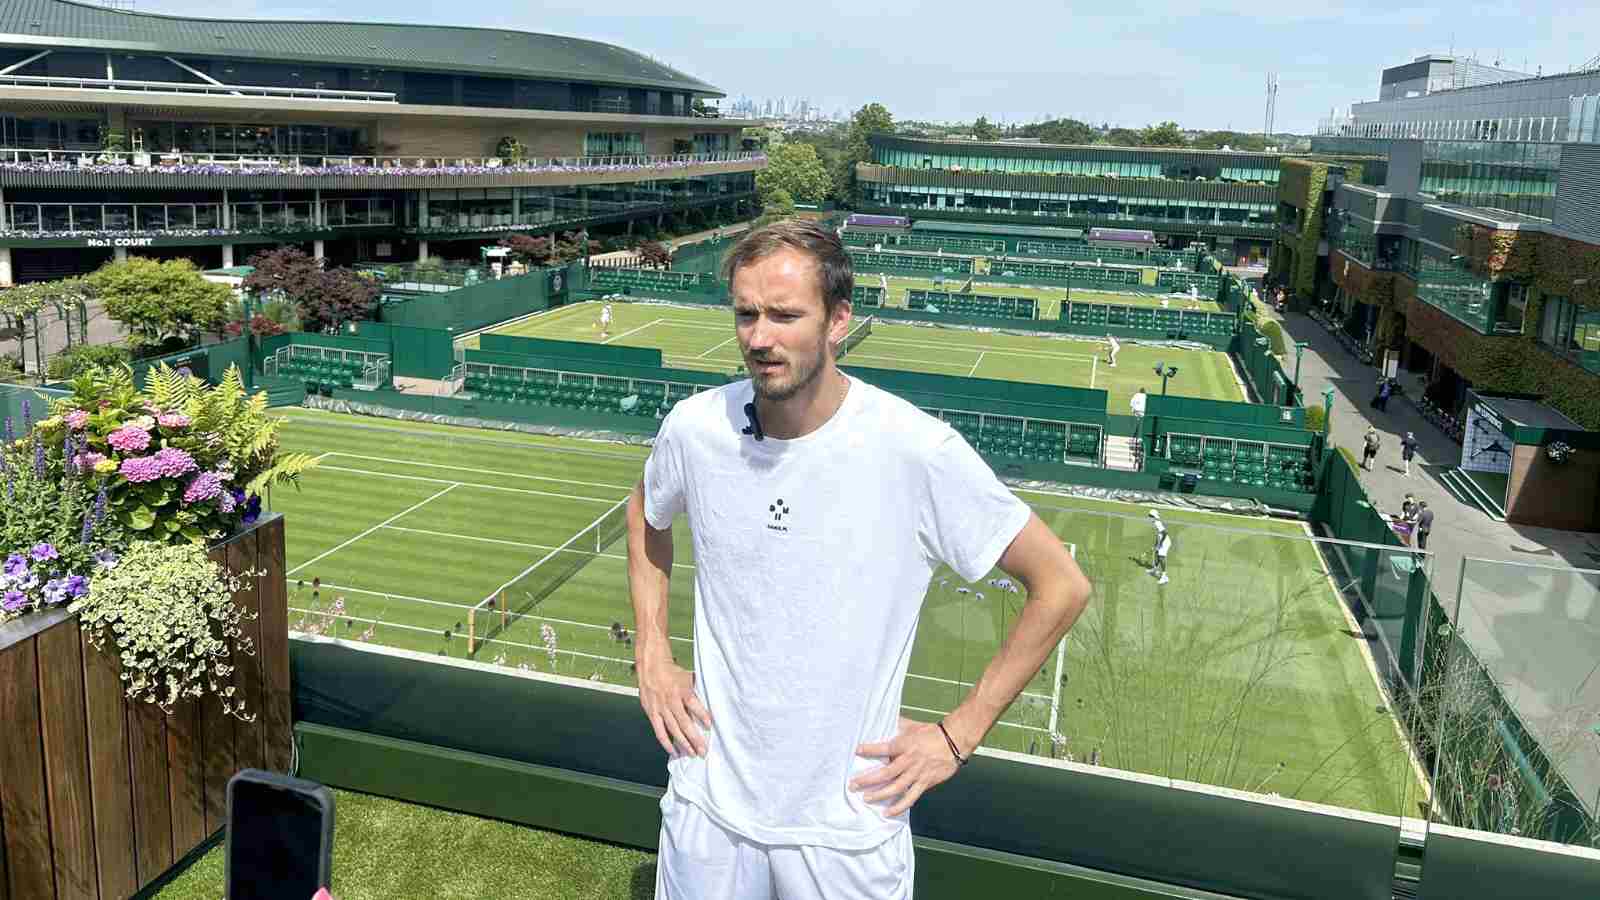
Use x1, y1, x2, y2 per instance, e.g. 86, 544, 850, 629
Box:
625, 482, 675, 667
945, 582, 1087, 754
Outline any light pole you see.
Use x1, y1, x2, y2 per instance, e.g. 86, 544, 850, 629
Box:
1293, 341, 1308, 400
1321, 384, 1335, 441
1154, 361, 1178, 395
242, 289, 256, 394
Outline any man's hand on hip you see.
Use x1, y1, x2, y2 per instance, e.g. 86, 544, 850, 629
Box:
638, 658, 712, 757
850, 716, 963, 817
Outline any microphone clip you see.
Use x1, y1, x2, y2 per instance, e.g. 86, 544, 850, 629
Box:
742, 402, 765, 441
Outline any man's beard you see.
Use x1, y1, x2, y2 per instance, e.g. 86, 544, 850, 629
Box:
747, 340, 828, 403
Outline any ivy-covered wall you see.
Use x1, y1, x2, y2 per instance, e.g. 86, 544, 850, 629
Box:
1333, 252, 1404, 348
1275, 159, 1327, 302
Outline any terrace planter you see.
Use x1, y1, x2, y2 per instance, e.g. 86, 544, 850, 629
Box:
0, 514, 290, 900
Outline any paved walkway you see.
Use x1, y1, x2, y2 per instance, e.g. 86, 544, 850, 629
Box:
1271, 308, 1600, 607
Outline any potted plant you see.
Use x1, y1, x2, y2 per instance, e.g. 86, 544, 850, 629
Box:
0, 364, 317, 708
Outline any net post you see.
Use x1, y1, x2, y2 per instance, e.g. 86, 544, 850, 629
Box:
468, 607, 477, 654
499, 591, 507, 628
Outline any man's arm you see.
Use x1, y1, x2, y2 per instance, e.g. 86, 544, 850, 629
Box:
853, 512, 1090, 815
626, 479, 711, 757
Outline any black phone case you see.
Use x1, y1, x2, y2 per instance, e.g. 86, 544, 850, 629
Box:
224, 768, 336, 900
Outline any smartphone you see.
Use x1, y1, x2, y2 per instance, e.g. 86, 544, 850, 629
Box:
225, 769, 336, 900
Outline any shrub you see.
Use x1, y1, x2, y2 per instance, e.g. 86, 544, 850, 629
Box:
46, 343, 132, 381
1304, 405, 1326, 433
1260, 319, 1288, 357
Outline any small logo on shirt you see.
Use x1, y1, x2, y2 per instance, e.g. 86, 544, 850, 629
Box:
767, 498, 790, 533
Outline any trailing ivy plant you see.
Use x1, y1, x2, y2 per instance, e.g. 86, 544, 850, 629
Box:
71, 540, 259, 719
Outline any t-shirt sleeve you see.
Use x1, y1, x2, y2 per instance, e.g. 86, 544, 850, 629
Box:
642, 410, 688, 530
918, 429, 1034, 583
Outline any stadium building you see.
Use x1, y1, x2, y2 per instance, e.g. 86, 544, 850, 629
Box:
1284, 56, 1600, 430
0, 0, 761, 283
854, 134, 1285, 263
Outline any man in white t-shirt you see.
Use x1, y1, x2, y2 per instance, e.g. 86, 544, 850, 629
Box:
1130, 387, 1147, 437
626, 220, 1092, 899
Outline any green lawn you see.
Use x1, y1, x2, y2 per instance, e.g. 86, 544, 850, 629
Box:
268, 409, 1424, 816
865, 274, 1223, 318
153, 789, 653, 900
469, 301, 1244, 413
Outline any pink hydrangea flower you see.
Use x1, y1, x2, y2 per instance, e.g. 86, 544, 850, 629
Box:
118, 456, 164, 483
151, 447, 197, 477
106, 425, 151, 453
157, 413, 191, 429
64, 409, 89, 430
181, 471, 223, 505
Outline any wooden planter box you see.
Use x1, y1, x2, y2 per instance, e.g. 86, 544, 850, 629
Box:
0, 514, 291, 900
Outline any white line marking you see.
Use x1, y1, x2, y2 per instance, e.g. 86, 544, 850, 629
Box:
602, 318, 661, 344
696, 335, 739, 358
288, 484, 457, 577
969, 351, 987, 376
322, 452, 634, 491
315, 464, 621, 504
307, 586, 696, 644
382, 524, 697, 570
453, 302, 590, 345
277, 410, 650, 462
1090, 354, 1097, 388
479, 497, 629, 606
866, 333, 1098, 361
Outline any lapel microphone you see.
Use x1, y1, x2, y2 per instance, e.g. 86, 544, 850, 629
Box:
742, 402, 764, 441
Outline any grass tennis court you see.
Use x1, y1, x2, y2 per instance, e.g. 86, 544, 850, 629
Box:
268, 408, 1425, 816
468, 301, 1245, 413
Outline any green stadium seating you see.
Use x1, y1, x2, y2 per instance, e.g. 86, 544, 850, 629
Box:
590, 267, 706, 295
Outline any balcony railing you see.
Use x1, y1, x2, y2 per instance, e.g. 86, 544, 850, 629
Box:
0, 148, 765, 177
0, 73, 396, 103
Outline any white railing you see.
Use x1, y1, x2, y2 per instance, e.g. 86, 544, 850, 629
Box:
0, 73, 396, 103
0, 148, 765, 173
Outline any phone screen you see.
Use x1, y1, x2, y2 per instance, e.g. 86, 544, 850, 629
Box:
227, 779, 329, 900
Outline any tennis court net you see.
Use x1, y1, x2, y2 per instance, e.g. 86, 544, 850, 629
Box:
837, 316, 874, 361
468, 496, 629, 654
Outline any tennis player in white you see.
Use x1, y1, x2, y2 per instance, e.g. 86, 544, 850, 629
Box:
597, 301, 614, 338
626, 220, 1092, 899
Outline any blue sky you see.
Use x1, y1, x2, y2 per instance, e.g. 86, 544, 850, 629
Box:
147, 0, 1599, 133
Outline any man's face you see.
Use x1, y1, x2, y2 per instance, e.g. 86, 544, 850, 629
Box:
731, 248, 850, 402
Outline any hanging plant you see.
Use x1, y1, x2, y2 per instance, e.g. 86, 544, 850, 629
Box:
1546, 441, 1574, 464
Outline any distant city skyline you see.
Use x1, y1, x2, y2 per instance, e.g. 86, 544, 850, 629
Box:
136, 0, 1600, 134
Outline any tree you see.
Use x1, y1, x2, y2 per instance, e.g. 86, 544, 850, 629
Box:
0, 282, 50, 375
1139, 121, 1187, 147
972, 116, 999, 141
301, 268, 379, 333
841, 102, 894, 204
500, 231, 597, 267
88, 258, 231, 350
636, 240, 672, 269
756, 142, 832, 206
1191, 130, 1271, 153
1104, 127, 1143, 146
1016, 117, 1099, 146
241, 247, 325, 308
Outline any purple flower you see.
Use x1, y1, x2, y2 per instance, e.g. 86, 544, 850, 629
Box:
1, 590, 25, 612
42, 579, 69, 605
34, 441, 45, 477
1, 554, 22, 580
92, 485, 107, 524
20, 398, 30, 430
93, 549, 118, 570
80, 511, 93, 543
219, 490, 237, 513
242, 493, 262, 525
152, 447, 197, 477
29, 543, 57, 562
118, 455, 164, 483
182, 471, 223, 505
3, 416, 12, 444
106, 424, 151, 453
64, 575, 88, 598
64, 409, 89, 430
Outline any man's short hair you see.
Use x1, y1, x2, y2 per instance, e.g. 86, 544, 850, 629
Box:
722, 219, 854, 317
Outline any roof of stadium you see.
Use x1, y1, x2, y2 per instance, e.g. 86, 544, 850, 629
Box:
0, 0, 722, 95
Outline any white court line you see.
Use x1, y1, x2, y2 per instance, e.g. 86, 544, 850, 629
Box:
310, 585, 696, 644
696, 335, 739, 358
602, 318, 662, 344
843, 352, 973, 371
278, 410, 649, 463
1090, 354, 1097, 389
323, 452, 634, 492
288, 484, 457, 577
480, 497, 629, 606
382, 524, 696, 571
453, 302, 591, 345
316, 464, 621, 504
866, 333, 1098, 361
969, 351, 987, 377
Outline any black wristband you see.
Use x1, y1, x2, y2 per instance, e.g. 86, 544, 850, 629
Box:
937, 720, 968, 767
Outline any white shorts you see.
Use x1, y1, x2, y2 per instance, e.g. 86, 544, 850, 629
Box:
654, 792, 914, 900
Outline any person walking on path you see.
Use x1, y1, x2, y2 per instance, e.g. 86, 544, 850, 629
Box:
1362, 426, 1381, 471
1415, 501, 1434, 550
1400, 431, 1419, 477
1130, 388, 1147, 437
627, 220, 1093, 899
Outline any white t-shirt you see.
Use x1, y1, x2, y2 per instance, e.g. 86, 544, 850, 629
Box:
600, 305, 613, 322
643, 376, 1031, 850
1130, 393, 1147, 416
1108, 336, 1120, 354
1154, 527, 1172, 557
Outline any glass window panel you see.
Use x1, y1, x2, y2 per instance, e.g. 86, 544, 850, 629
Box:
136, 205, 166, 230
103, 204, 133, 230
8, 204, 38, 230
41, 205, 70, 230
